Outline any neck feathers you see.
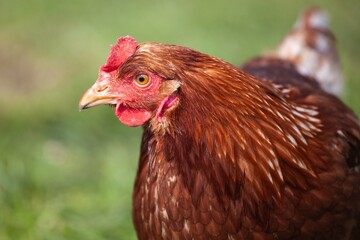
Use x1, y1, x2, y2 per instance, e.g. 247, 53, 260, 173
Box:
145, 60, 322, 218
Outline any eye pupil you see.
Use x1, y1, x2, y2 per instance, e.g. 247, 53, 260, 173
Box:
139, 77, 145, 82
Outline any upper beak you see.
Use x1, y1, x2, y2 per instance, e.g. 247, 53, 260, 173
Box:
79, 83, 119, 111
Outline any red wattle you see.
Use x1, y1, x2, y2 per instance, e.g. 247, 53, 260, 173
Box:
115, 103, 152, 127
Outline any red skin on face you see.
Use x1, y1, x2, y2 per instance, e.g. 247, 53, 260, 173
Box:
94, 36, 176, 127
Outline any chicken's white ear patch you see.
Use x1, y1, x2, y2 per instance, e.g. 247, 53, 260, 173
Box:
160, 80, 181, 95
100, 36, 138, 73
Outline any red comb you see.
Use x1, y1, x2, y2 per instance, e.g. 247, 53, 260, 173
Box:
100, 36, 138, 73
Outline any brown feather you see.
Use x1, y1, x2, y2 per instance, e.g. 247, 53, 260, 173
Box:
125, 41, 360, 239
81, 10, 360, 240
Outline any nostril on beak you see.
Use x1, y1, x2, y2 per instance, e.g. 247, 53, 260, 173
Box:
96, 84, 109, 92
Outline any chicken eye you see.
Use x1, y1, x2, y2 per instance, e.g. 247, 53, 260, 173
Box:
134, 74, 150, 86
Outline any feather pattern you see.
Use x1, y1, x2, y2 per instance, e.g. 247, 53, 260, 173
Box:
79, 8, 360, 240
126, 43, 360, 239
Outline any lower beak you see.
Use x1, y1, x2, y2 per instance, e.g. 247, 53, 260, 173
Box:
79, 83, 118, 111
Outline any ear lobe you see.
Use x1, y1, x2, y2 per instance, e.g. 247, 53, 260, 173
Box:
100, 36, 138, 73
160, 80, 181, 95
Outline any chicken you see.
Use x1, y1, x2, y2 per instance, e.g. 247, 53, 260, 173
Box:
272, 6, 344, 96
79, 7, 360, 240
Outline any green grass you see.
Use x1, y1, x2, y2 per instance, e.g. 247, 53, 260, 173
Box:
0, 0, 359, 239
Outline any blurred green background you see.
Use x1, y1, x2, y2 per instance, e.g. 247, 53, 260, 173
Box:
0, 0, 359, 239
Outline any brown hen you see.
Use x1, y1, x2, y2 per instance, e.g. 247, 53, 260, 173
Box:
79, 7, 360, 240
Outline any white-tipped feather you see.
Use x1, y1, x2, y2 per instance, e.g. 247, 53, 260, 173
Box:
275, 7, 344, 96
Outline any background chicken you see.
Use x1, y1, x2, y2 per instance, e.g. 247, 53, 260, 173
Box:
79, 7, 360, 240
272, 6, 344, 96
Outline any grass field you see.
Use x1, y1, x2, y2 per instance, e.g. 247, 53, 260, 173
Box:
0, 0, 359, 239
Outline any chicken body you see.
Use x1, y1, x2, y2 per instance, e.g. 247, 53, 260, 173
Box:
79, 9, 360, 240
130, 50, 360, 240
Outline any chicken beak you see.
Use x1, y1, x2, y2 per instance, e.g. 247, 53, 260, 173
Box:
79, 82, 119, 111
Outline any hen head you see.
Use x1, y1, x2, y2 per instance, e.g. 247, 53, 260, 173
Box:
79, 36, 180, 127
